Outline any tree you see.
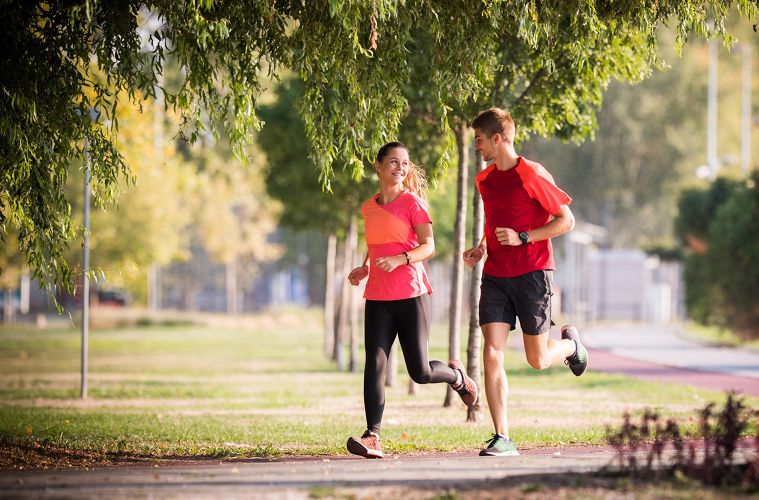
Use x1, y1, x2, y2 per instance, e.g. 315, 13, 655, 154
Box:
675, 177, 743, 326
520, 26, 738, 248
2, 1, 756, 291
707, 174, 759, 338
187, 143, 282, 314
0, 229, 24, 322
64, 93, 191, 303
395, 3, 747, 409
258, 77, 375, 369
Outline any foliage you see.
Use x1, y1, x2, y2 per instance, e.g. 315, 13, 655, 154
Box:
606, 392, 758, 488
1, 0, 757, 290
675, 177, 743, 248
0, 228, 24, 290
257, 77, 374, 237
708, 175, 759, 337
185, 142, 282, 271
63, 94, 192, 302
675, 175, 759, 337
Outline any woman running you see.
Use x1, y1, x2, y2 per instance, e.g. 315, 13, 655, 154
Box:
345, 141, 478, 459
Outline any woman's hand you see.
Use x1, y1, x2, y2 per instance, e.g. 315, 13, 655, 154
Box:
348, 265, 369, 286
374, 255, 407, 273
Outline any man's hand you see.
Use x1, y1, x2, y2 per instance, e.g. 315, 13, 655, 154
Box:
463, 246, 485, 268
348, 265, 369, 286
375, 255, 406, 273
495, 227, 521, 246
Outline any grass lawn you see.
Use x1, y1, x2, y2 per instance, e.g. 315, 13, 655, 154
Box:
682, 322, 759, 350
1, 307, 756, 463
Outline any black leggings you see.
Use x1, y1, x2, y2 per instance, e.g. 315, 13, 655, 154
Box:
363, 294, 457, 435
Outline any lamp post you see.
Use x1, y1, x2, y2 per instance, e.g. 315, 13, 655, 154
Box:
741, 43, 752, 177
707, 37, 719, 180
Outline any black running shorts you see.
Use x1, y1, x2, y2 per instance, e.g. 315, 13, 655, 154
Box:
479, 270, 555, 335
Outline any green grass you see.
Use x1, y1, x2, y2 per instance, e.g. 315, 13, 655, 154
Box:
1, 308, 756, 461
683, 322, 759, 350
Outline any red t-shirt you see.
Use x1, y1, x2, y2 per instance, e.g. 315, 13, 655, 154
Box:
475, 157, 572, 278
361, 190, 433, 300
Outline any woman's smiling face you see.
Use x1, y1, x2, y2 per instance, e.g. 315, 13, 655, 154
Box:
376, 147, 409, 186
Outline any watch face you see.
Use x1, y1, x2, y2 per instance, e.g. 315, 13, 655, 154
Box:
519, 231, 529, 244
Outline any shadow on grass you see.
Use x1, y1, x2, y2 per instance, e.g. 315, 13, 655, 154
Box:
0, 436, 282, 470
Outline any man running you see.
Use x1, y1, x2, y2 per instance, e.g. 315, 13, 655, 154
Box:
463, 108, 589, 457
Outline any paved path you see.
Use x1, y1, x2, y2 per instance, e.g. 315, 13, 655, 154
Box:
0, 446, 649, 499
581, 323, 759, 397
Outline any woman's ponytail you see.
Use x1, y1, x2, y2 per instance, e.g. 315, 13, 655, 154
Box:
403, 161, 428, 203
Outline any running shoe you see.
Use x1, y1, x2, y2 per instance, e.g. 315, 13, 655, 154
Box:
346, 430, 383, 459
448, 359, 478, 407
479, 433, 519, 456
562, 325, 588, 376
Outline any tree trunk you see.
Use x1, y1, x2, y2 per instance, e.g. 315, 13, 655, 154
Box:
444, 123, 469, 407
408, 376, 418, 395
337, 216, 358, 371
467, 149, 487, 422
324, 232, 337, 359
19, 272, 30, 315
2, 288, 14, 324
347, 215, 360, 372
148, 264, 161, 312
225, 258, 238, 315
332, 236, 345, 362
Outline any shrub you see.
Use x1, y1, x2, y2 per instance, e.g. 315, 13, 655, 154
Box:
605, 392, 757, 487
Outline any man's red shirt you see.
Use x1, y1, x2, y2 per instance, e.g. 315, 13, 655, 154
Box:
475, 156, 572, 278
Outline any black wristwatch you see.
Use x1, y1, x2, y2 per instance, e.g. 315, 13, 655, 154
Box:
518, 231, 529, 245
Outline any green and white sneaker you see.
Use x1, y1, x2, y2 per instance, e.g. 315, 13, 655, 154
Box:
562, 325, 588, 376
479, 433, 519, 457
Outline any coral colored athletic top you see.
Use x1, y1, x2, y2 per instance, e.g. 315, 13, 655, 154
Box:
361, 190, 433, 301
475, 157, 572, 278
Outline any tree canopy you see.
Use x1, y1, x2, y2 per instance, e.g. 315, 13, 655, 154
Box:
1, 1, 756, 287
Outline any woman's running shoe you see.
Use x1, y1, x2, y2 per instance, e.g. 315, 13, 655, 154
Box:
449, 359, 479, 407
346, 430, 383, 459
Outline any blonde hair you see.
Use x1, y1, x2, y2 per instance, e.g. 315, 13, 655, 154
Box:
403, 161, 428, 202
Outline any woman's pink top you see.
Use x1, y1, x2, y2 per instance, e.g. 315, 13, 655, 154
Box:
360, 190, 433, 301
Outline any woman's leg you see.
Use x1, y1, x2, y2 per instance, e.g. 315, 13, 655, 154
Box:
394, 294, 457, 385
363, 300, 397, 435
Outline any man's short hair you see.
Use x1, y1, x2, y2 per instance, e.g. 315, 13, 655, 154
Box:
472, 108, 515, 144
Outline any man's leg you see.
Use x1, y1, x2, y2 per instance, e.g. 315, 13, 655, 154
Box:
522, 332, 575, 370
482, 322, 510, 436
511, 270, 576, 371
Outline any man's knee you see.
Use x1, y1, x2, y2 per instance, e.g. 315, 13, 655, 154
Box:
526, 354, 551, 370
483, 345, 504, 369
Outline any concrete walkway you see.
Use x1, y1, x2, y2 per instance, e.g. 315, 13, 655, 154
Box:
0, 448, 618, 499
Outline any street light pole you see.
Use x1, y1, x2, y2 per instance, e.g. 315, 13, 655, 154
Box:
707, 38, 719, 180
742, 43, 752, 176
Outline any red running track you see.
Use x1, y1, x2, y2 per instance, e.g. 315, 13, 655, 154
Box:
589, 347, 759, 397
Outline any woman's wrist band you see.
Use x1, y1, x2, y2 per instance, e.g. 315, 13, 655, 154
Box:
402, 252, 410, 265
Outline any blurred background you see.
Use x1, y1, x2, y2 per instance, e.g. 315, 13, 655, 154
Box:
1, 18, 758, 350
